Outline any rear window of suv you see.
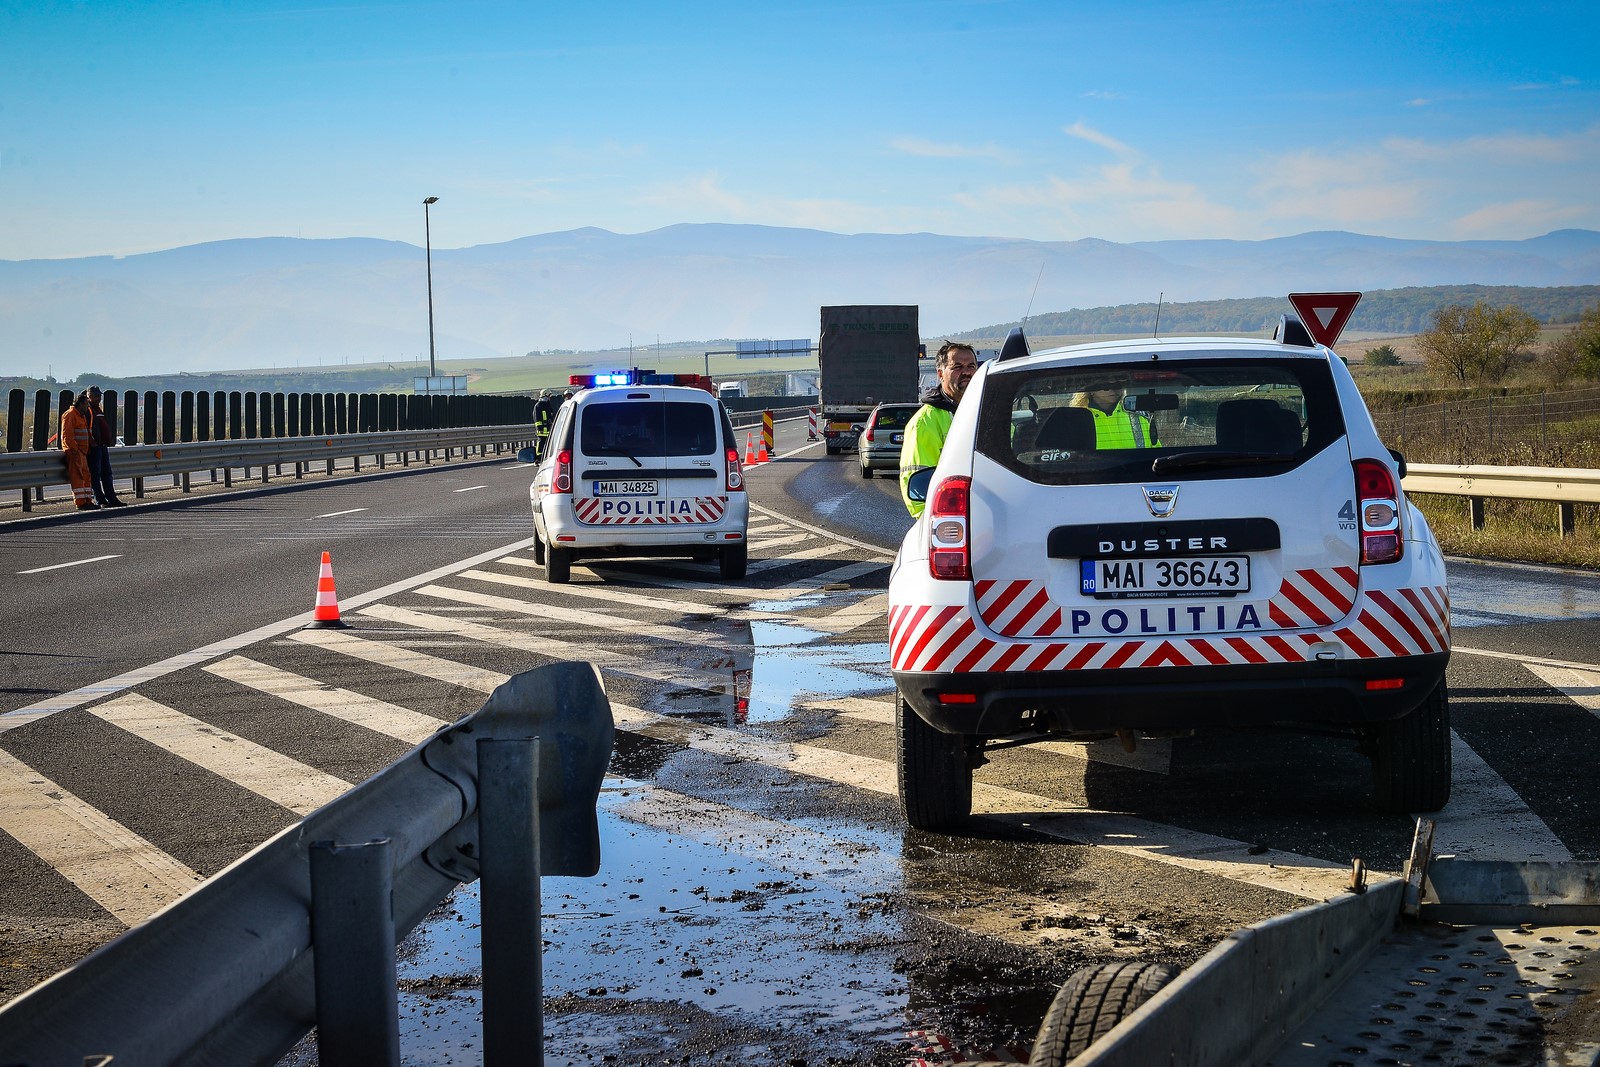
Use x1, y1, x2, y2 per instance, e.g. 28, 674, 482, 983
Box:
579, 401, 718, 457
976, 356, 1344, 486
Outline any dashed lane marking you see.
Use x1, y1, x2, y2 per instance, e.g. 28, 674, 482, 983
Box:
90, 693, 350, 817
203, 656, 445, 744
313, 508, 368, 519
16, 554, 122, 574
420, 579, 720, 645
452, 485, 488, 493
1454, 645, 1600, 673
0, 747, 202, 925
462, 566, 721, 615
1522, 662, 1600, 718
1433, 733, 1572, 862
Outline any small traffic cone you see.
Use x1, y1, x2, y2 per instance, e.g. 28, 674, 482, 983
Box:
757, 437, 769, 463
744, 433, 756, 465
309, 550, 349, 628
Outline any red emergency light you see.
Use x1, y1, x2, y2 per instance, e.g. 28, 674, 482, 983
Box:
568, 370, 718, 396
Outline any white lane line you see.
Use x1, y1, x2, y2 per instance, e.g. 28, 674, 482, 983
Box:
1431, 733, 1572, 861
418, 581, 721, 645
0, 534, 537, 735
463, 567, 721, 615
747, 532, 814, 550
1454, 645, 1600, 672
502, 463, 536, 470
203, 656, 445, 745
17, 554, 122, 574
313, 508, 369, 519
289, 629, 506, 694
1524, 663, 1600, 718
453, 485, 488, 493
749, 542, 849, 573
0, 748, 202, 925
807, 592, 888, 634
90, 693, 351, 817
749, 501, 897, 559
356, 604, 735, 693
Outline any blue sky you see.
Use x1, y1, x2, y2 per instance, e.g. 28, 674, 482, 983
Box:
2, 0, 1596, 260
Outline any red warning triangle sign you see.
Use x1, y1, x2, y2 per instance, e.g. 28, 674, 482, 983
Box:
1288, 292, 1361, 348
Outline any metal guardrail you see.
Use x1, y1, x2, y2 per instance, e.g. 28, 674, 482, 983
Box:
0, 660, 614, 1067
727, 405, 815, 429
1404, 462, 1600, 536
0, 425, 536, 512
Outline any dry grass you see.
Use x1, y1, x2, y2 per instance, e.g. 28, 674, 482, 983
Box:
1413, 495, 1600, 570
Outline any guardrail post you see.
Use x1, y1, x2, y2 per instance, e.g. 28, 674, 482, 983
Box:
477, 736, 543, 1065
1470, 496, 1485, 530
310, 838, 401, 1066
1560, 502, 1575, 538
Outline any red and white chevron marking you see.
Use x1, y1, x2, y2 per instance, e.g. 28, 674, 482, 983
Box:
892, 582, 1448, 674
975, 567, 1362, 638
573, 496, 727, 525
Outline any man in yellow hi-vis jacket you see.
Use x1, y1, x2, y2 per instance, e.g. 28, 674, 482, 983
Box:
899, 342, 979, 518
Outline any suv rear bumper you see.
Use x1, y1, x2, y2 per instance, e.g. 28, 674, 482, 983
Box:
894, 651, 1449, 736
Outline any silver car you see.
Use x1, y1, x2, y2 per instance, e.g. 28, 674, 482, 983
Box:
858, 402, 921, 478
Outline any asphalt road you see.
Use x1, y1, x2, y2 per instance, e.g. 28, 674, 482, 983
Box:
4, 418, 1600, 1064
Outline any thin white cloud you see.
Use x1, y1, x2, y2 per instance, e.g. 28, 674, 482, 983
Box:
1406, 97, 1431, 107
1082, 90, 1125, 100
1384, 125, 1599, 164
1451, 199, 1589, 238
1063, 121, 1137, 159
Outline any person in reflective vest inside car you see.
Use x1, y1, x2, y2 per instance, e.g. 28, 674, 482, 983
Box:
1072, 380, 1155, 449
899, 341, 980, 517
60, 391, 98, 510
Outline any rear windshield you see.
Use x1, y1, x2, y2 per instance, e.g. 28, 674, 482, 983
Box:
579, 401, 718, 457
976, 357, 1344, 485
872, 406, 917, 431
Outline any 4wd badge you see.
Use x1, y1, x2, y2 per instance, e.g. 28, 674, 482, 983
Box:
1142, 485, 1179, 518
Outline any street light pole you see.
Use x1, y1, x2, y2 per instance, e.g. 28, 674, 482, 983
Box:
423, 196, 440, 381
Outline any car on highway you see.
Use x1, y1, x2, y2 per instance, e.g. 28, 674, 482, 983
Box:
858, 402, 920, 479
888, 313, 1451, 830
522, 381, 749, 582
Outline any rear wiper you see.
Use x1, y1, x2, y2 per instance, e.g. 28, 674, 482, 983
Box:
1151, 451, 1290, 473
588, 445, 643, 468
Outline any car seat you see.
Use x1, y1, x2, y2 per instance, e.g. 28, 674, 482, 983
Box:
1033, 406, 1097, 453
1216, 398, 1298, 453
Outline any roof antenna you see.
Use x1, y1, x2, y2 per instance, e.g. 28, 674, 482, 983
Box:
1152, 292, 1164, 337
1022, 260, 1046, 330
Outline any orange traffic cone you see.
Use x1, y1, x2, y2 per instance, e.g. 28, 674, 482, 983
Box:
757, 437, 769, 463
744, 433, 756, 465
310, 550, 349, 628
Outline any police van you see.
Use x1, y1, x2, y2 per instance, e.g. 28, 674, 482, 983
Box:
523, 373, 749, 583
888, 302, 1451, 830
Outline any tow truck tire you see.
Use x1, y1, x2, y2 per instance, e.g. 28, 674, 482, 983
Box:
719, 542, 748, 581
1370, 679, 1452, 813
545, 545, 572, 585
1028, 961, 1176, 1066
826, 444, 841, 456
896, 690, 971, 831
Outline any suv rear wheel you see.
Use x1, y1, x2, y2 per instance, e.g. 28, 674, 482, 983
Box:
719, 542, 748, 580
896, 689, 972, 831
545, 545, 572, 584
1368, 680, 1451, 813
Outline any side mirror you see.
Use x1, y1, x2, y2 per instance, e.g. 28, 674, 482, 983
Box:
518, 446, 541, 464
905, 467, 934, 503
1388, 447, 1407, 480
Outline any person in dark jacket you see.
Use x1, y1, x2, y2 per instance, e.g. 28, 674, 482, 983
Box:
85, 386, 128, 507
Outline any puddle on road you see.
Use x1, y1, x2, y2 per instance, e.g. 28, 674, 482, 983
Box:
1448, 559, 1600, 628
742, 620, 890, 723
391, 781, 1040, 1065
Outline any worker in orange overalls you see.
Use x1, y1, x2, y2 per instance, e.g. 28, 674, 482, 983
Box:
60, 391, 98, 510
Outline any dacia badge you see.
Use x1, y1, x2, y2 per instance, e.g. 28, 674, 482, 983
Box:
1142, 485, 1179, 517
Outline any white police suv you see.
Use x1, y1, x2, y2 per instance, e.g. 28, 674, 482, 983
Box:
889, 305, 1451, 830
524, 377, 749, 583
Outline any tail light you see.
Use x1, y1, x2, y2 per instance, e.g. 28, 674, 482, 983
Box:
553, 449, 573, 494
1354, 459, 1402, 564
928, 475, 971, 581
725, 448, 744, 491
864, 429, 875, 443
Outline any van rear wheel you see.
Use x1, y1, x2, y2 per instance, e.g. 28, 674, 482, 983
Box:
896, 690, 972, 831
545, 545, 572, 584
1369, 680, 1452, 813
719, 542, 748, 580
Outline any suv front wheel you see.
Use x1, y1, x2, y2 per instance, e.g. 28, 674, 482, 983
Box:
896, 689, 973, 831
1367, 680, 1452, 813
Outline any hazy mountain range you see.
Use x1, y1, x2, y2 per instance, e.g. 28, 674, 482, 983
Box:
3, 224, 1597, 378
